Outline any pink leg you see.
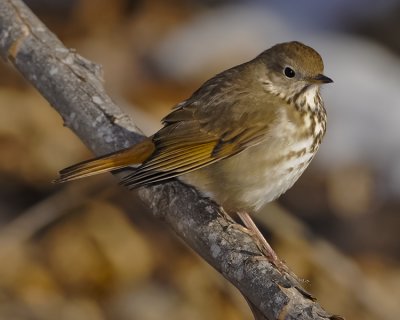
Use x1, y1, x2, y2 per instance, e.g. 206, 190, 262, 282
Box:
237, 212, 305, 285
236, 211, 279, 265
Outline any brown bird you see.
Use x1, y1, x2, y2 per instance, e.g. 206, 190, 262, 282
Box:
55, 41, 332, 267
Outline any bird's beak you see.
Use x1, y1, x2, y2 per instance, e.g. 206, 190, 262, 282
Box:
312, 74, 333, 84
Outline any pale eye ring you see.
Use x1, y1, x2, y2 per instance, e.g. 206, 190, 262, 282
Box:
284, 67, 296, 78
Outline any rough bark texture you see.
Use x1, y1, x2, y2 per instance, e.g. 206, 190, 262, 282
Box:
0, 1, 342, 319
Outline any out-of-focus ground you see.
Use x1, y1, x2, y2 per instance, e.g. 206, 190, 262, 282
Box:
0, 1, 399, 319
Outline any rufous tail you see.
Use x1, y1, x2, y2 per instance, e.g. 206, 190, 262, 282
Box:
54, 138, 155, 183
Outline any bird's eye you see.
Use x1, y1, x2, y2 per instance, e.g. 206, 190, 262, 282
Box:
284, 67, 296, 78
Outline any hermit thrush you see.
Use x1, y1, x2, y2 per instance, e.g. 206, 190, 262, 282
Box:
55, 41, 332, 266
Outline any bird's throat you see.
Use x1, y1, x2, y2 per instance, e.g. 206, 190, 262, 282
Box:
290, 85, 319, 111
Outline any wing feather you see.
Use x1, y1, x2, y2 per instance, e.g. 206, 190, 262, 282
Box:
121, 65, 278, 188
120, 124, 269, 188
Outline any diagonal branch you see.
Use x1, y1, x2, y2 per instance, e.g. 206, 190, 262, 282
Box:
0, 1, 342, 319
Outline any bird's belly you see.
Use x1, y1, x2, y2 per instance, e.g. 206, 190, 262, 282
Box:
180, 138, 316, 212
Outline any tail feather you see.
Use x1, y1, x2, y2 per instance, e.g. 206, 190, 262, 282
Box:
54, 139, 155, 183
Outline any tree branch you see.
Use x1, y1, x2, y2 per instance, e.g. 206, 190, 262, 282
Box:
0, 1, 342, 319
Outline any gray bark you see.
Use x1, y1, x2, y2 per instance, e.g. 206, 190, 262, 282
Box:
0, 0, 342, 319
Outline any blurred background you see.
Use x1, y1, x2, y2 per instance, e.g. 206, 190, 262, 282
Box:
0, 0, 400, 319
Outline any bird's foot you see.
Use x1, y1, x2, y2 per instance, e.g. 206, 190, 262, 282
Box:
222, 210, 304, 283
235, 211, 279, 260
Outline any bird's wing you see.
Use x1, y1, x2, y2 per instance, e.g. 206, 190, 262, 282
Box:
120, 96, 277, 188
